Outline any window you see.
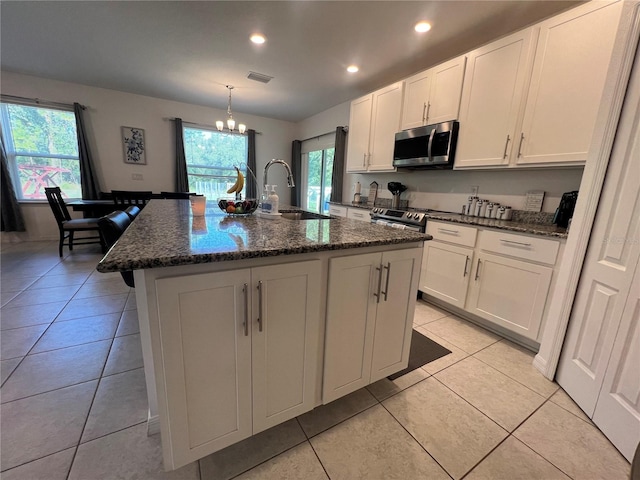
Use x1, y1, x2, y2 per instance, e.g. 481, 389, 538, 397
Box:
0, 103, 81, 200
183, 127, 248, 198
302, 134, 335, 214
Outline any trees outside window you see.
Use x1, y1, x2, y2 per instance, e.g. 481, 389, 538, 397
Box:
183, 127, 248, 198
305, 147, 334, 214
0, 103, 81, 200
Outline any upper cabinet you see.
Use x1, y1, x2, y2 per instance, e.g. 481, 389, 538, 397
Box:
346, 82, 403, 173
455, 1, 624, 169
401, 55, 467, 130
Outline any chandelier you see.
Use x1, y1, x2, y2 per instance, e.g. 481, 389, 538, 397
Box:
216, 85, 246, 134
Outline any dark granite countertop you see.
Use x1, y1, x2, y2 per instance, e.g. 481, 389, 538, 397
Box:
96, 200, 431, 273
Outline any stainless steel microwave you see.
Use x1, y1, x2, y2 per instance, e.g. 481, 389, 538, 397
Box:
393, 121, 459, 169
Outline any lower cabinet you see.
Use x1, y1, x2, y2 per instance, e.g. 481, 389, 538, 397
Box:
420, 241, 473, 309
346, 207, 371, 222
322, 247, 422, 403
154, 260, 321, 469
467, 252, 552, 340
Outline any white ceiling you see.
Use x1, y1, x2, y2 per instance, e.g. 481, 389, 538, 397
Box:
1, 1, 581, 122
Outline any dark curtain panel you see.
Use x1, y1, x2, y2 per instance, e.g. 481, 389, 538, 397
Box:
0, 140, 26, 232
174, 118, 189, 192
246, 129, 257, 199
73, 103, 101, 199
290, 140, 302, 206
331, 126, 346, 203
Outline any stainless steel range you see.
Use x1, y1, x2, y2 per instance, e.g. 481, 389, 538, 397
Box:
370, 208, 427, 232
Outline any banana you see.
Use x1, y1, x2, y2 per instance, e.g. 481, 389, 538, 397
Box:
226, 167, 245, 194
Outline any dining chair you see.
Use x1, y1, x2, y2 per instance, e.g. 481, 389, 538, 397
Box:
98, 210, 135, 288
161, 191, 193, 199
44, 187, 105, 257
111, 190, 152, 208
124, 205, 141, 221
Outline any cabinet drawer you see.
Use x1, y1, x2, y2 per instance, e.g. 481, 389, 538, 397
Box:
479, 230, 559, 265
347, 208, 371, 222
426, 221, 477, 247
329, 205, 347, 217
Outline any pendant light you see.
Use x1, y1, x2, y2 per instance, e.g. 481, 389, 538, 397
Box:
216, 85, 246, 134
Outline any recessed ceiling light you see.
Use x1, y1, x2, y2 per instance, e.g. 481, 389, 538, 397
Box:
347, 65, 359, 73
415, 22, 431, 33
250, 34, 266, 44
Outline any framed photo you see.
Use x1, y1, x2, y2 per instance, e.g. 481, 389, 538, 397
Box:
121, 126, 146, 165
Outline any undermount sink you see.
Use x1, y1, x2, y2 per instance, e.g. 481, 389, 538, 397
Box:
280, 211, 331, 221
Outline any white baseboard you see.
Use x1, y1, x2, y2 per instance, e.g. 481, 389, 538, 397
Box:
147, 414, 160, 436
533, 354, 552, 380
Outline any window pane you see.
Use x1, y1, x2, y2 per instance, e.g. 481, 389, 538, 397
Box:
16, 155, 82, 199
322, 148, 335, 214
7, 105, 78, 156
183, 128, 248, 198
306, 150, 322, 213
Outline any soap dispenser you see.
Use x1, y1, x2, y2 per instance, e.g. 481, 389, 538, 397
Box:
268, 185, 279, 214
261, 185, 271, 212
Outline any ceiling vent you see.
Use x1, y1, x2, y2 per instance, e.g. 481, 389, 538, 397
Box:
247, 71, 274, 84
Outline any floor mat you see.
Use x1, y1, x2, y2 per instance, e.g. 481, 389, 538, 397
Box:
387, 329, 452, 380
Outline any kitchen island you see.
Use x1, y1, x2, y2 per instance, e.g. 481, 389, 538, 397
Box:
97, 199, 430, 470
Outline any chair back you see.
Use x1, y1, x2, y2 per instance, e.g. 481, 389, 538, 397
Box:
98, 211, 132, 250
161, 191, 193, 199
44, 187, 72, 225
124, 206, 141, 220
112, 190, 152, 207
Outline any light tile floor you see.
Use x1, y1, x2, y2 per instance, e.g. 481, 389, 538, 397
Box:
0, 241, 631, 479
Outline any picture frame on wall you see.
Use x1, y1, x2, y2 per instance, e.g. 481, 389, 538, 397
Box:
121, 126, 146, 165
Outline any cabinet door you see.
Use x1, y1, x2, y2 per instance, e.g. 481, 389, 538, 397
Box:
428, 55, 467, 125
251, 261, 321, 433
370, 247, 423, 382
401, 70, 432, 130
455, 29, 536, 168
323, 252, 380, 403
517, 1, 623, 166
368, 82, 403, 172
467, 252, 552, 340
419, 241, 473, 309
155, 269, 252, 469
347, 207, 371, 222
346, 94, 372, 172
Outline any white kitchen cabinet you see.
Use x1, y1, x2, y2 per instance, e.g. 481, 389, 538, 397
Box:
467, 252, 552, 341
346, 207, 371, 222
323, 247, 422, 402
328, 204, 347, 217
154, 260, 320, 468
455, 28, 536, 168
346, 82, 403, 173
401, 55, 467, 130
420, 242, 474, 309
456, 1, 623, 169
516, 0, 623, 166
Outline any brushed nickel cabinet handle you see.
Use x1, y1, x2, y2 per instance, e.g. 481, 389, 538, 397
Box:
517, 132, 525, 158
257, 280, 263, 332
422, 102, 427, 123
503, 135, 511, 159
463, 256, 470, 277
475, 259, 482, 280
382, 262, 391, 301
438, 227, 459, 235
425, 101, 431, 123
500, 239, 532, 247
242, 283, 249, 337
374, 265, 383, 303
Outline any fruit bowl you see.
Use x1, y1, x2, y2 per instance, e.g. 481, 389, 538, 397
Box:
217, 198, 259, 216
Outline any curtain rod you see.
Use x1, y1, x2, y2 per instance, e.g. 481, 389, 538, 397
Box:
164, 117, 262, 135
301, 126, 346, 143
0, 94, 85, 110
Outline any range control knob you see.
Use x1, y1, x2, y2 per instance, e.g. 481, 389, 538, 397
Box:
406, 213, 413, 219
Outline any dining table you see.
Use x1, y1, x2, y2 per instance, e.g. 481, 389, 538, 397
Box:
66, 199, 119, 218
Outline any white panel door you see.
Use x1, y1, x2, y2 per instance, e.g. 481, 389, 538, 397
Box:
419, 241, 473, 309
251, 261, 321, 433
370, 247, 422, 382
368, 82, 403, 172
467, 252, 552, 341
323, 253, 379, 403
346, 94, 372, 172
455, 28, 536, 168
517, 1, 623, 165
155, 269, 252, 469
428, 55, 467, 125
557, 52, 640, 460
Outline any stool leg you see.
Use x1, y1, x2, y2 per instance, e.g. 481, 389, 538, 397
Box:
58, 230, 64, 257
68, 231, 74, 251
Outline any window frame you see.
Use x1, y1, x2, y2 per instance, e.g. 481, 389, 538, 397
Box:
0, 102, 81, 202
301, 133, 335, 214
